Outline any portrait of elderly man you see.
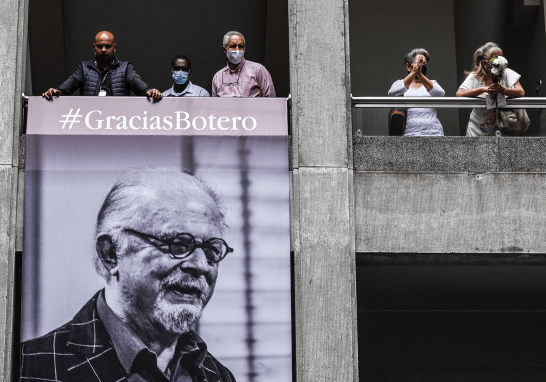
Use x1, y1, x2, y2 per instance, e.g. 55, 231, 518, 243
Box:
21, 166, 236, 382
212, 31, 276, 97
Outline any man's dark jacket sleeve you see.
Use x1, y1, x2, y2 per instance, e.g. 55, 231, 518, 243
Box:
58, 63, 85, 95
126, 64, 151, 96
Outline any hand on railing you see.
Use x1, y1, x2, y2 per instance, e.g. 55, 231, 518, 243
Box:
146, 88, 163, 102
42, 88, 61, 100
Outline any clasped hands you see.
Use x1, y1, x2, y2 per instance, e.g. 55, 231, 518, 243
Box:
410, 57, 426, 78
485, 83, 506, 97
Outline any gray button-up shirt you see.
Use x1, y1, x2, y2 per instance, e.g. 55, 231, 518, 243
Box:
162, 81, 210, 97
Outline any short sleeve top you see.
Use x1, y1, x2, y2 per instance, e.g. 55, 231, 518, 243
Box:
459, 68, 521, 137
459, 68, 521, 90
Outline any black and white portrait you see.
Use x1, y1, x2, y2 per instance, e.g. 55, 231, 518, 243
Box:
22, 135, 291, 382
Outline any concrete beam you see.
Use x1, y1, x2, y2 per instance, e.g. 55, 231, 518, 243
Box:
354, 136, 546, 173
355, 172, 546, 253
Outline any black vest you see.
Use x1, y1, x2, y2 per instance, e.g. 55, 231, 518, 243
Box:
81, 58, 129, 96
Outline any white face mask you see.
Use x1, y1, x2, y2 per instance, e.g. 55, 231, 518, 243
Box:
226, 49, 244, 65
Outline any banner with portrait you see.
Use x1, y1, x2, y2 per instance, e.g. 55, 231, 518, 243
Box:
22, 96, 291, 382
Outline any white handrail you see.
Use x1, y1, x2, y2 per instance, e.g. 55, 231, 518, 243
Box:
352, 96, 546, 109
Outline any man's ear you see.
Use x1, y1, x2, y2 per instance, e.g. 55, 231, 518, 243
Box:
222, 46, 227, 54
96, 235, 119, 276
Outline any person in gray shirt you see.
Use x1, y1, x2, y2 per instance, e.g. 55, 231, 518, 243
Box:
163, 55, 210, 97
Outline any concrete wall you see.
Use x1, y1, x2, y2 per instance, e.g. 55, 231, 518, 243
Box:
354, 136, 546, 253
355, 172, 546, 253
0, 0, 27, 380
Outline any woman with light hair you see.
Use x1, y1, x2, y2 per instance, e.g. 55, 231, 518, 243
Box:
388, 48, 445, 136
456, 42, 525, 136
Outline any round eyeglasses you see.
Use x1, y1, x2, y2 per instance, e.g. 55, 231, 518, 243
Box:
123, 228, 233, 264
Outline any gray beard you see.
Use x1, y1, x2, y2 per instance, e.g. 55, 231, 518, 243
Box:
153, 297, 203, 334
152, 273, 209, 334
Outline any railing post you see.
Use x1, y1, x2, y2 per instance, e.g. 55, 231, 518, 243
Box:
289, 0, 358, 381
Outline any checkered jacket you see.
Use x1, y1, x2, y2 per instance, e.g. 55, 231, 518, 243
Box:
21, 291, 236, 382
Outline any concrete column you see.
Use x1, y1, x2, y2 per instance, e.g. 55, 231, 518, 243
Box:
289, 0, 358, 381
0, 0, 28, 380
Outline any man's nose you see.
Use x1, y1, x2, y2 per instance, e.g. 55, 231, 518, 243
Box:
179, 248, 210, 277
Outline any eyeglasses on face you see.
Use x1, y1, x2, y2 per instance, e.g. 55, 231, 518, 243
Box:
123, 228, 233, 264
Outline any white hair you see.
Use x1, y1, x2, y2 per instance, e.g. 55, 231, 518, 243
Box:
94, 165, 227, 279
223, 31, 245, 47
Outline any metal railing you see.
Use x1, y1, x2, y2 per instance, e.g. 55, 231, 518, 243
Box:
352, 96, 546, 109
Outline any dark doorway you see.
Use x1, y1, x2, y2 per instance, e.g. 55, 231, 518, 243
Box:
357, 254, 546, 381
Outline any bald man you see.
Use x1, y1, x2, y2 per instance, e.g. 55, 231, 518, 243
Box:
42, 31, 162, 101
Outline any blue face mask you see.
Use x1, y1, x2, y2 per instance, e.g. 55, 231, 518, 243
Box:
172, 71, 189, 85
